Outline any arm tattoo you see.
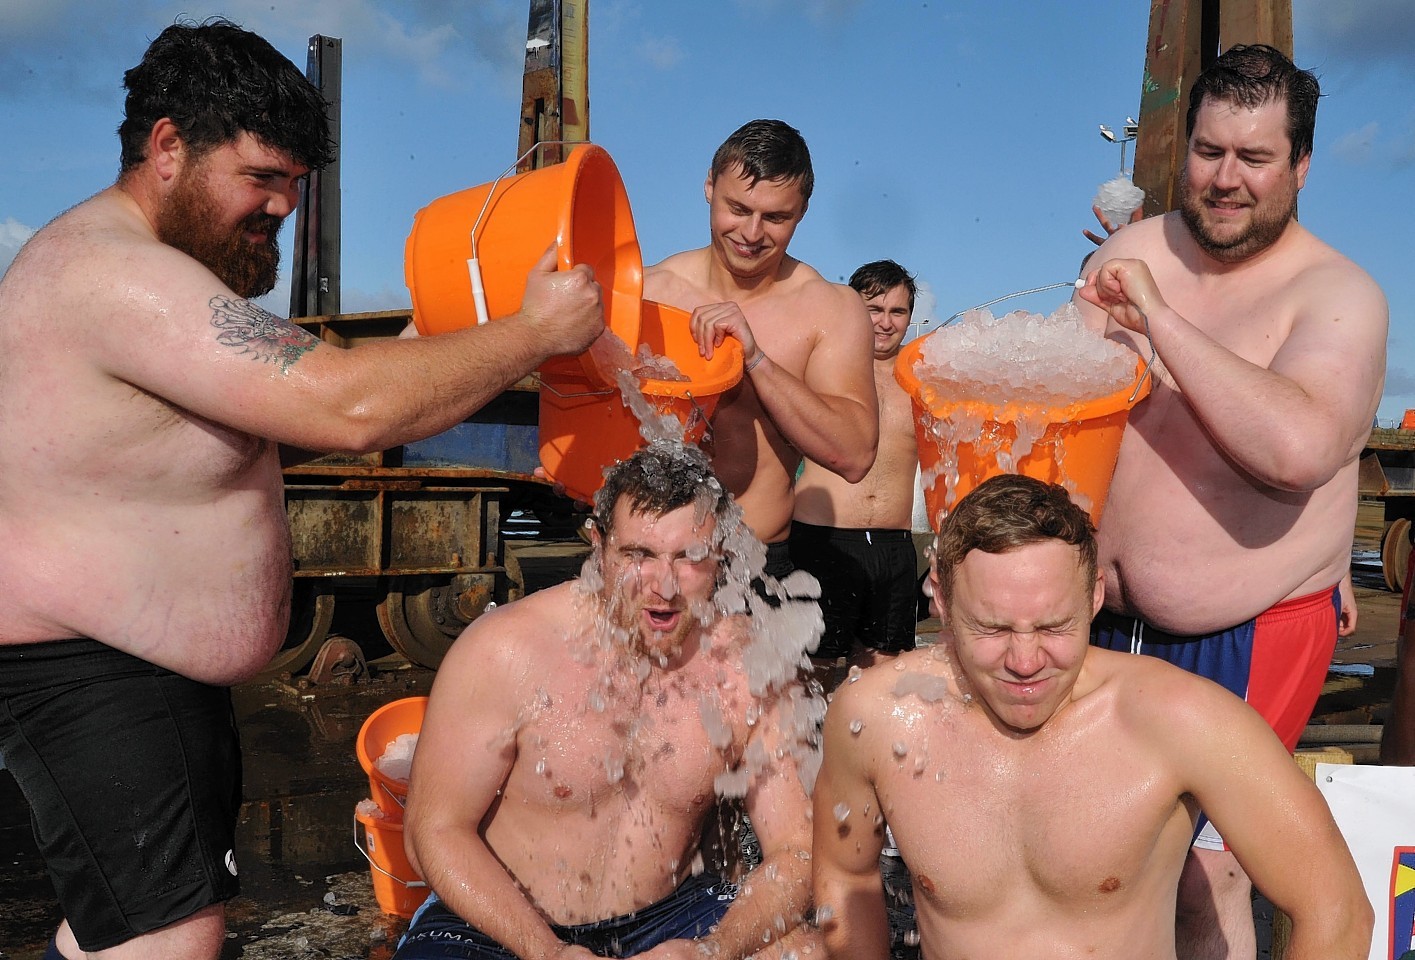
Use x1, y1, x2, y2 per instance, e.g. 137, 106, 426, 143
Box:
209, 295, 319, 373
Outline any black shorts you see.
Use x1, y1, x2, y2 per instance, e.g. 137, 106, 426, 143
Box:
0, 639, 242, 951
788, 522, 918, 660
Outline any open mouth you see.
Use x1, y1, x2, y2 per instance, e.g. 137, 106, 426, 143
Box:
644, 608, 682, 632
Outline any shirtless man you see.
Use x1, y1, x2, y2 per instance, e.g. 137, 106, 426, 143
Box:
0, 21, 602, 960
396, 442, 817, 960
792, 260, 920, 677
644, 119, 877, 574
1074, 45, 1387, 960
811, 474, 1371, 960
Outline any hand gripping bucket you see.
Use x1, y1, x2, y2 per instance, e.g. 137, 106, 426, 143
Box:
538, 299, 743, 503
403, 144, 642, 387
354, 810, 429, 918
895, 337, 1151, 530
356, 696, 427, 819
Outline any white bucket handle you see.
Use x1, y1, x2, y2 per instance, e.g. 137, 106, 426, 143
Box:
353, 817, 429, 889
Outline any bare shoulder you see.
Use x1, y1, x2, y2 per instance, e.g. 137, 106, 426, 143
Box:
437, 580, 578, 683
642, 248, 708, 304
1093, 646, 1260, 741
1289, 229, 1388, 319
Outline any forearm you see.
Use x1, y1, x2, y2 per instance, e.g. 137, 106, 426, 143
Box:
698, 850, 812, 959
412, 829, 567, 960
293, 313, 557, 453
746, 354, 877, 481
1284, 910, 1374, 960
1144, 305, 1366, 489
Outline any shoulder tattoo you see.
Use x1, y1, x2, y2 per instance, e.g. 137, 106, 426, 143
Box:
209, 295, 319, 372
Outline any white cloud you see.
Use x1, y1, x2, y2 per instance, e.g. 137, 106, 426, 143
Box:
0, 218, 38, 276
637, 35, 684, 70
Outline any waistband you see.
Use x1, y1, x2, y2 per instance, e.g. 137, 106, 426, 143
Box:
790, 521, 911, 544
1097, 585, 1339, 643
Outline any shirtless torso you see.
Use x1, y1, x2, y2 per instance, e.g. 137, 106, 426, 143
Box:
404, 577, 815, 958
643, 164, 876, 545
815, 641, 1367, 959
794, 352, 918, 530
1079, 213, 1386, 634
0, 139, 601, 685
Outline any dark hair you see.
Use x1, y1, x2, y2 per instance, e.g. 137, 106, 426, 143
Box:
1186, 43, 1319, 165
592, 441, 730, 535
118, 18, 334, 174
933, 475, 1097, 604
849, 259, 916, 313
709, 119, 814, 203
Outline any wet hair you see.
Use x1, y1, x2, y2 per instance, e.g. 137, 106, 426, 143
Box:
1186, 43, 1319, 166
591, 441, 730, 536
118, 17, 335, 174
709, 119, 814, 203
933, 474, 1097, 604
849, 259, 916, 313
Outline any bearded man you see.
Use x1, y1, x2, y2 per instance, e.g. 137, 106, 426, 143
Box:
397, 442, 819, 960
0, 19, 604, 960
1075, 44, 1387, 960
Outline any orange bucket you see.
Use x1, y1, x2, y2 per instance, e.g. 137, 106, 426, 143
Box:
403, 144, 643, 386
895, 337, 1150, 530
354, 809, 430, 918
356, 696, 427, 820
539, 299, 743, 503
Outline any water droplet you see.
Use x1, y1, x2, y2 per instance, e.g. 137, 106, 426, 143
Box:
849, 719, 864, 735
833, 802, 850, 823
892, 741, 908, 758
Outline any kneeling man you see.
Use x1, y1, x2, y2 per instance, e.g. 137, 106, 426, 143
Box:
397, 441, 817, 959
812, 474, 1370, 960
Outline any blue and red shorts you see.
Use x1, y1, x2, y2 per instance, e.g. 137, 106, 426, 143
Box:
1090, 586, 1340, 752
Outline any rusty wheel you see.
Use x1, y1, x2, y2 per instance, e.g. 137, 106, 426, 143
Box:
261, 580, 336, 677
377, 574, 496, 670
1382, 517, 1413, 593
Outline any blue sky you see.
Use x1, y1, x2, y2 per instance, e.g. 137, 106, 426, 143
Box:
3, 0, 1413, 422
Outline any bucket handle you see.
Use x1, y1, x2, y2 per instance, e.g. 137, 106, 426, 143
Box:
467, 139, 594, 326
353, 817, 429, 890
535, 375, 617, 400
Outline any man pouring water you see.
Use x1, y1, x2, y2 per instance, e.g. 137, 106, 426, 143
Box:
1076, 44, 1386, 960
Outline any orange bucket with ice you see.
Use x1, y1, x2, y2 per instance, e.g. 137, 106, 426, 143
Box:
356, 696, 427, 820
896, 337, 1150, 531
403, 144, 643, 386
539, 299, 743, 503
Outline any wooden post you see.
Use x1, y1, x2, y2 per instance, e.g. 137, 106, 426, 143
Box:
289, 36, 342, 318
1131, 0, 1292, 216
517, 0, 589, 172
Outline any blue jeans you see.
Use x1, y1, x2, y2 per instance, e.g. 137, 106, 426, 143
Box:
393, 872, 735, 958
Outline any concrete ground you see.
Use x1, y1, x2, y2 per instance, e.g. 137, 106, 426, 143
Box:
0, 548, 1401, 959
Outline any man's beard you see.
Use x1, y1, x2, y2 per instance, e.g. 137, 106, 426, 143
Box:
154, 167, 283, 298
1178, 165, 1297, 264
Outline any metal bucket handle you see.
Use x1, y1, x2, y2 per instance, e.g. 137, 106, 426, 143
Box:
353, 817, 429, 889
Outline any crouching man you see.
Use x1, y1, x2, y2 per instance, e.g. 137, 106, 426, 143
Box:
396, 441, 818, 959
812, 474, 1370, 960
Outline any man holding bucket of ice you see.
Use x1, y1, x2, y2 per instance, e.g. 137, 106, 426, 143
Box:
396, 441, 820, 960
644, 119, 879, 576
812, 474, 1372, 960
1076, 44, 1387, 960
0, 19, 604, 960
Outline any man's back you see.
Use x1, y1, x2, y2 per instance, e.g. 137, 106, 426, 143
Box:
1085, 212, 1386, 633
0, 191, 292, 681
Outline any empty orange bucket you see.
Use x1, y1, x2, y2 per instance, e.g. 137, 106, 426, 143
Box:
403, 144, 643, 386
354, 809, 430, 918
896, 337, 1150, 530
356, 696, 427, 820
539, 299, 743, 503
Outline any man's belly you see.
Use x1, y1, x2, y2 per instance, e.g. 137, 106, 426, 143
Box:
0, 503, 294, 685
